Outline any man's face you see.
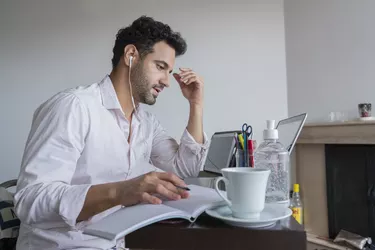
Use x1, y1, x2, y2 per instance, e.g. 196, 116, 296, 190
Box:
131, 41, 176, 105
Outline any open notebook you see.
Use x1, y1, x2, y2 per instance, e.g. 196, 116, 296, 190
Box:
83, 184, 224, 241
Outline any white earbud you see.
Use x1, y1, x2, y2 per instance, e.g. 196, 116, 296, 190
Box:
129, 56, 133, 68
128, 55, 136, 112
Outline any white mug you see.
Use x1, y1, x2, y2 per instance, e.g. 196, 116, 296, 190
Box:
221, 170, 233, 200
215, 168, 270, 219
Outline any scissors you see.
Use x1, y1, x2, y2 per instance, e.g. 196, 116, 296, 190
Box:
242, 123, 253, 138
241, 123, 253, 167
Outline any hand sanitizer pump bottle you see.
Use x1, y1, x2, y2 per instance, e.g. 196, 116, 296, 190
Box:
254, 120, 290, 206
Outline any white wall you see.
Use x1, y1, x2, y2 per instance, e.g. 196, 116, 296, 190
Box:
285, 0, 375, 122
0, 0, 288, 182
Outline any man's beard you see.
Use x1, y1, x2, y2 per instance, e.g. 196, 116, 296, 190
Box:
130, 61, 156, 105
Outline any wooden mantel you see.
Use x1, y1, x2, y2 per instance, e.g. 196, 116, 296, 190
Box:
294, 120, 375, 238
298, 120, 375, 144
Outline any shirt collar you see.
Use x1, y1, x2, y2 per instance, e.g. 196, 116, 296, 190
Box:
99, 75, 122, 110
99, 75, 145, 120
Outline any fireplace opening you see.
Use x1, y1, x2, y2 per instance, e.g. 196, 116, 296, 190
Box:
325, 144, 375, 239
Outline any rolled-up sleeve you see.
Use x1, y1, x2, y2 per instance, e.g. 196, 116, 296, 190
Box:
14, 92, 91, 229
150, 118, 209, 178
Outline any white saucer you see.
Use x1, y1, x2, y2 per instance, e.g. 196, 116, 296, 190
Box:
205, 204, 292, 228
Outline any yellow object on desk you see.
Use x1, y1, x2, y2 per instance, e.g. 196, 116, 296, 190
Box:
290, 184, 303, 225
238, 134, 244, 149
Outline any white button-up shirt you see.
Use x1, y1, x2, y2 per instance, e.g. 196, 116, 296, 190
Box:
14, 75, 209, 250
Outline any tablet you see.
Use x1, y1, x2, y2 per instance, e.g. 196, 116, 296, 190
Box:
202, 131, 237, 174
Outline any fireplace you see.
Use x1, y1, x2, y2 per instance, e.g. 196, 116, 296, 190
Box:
293, 121, 375, 238
325, 144, 375, 239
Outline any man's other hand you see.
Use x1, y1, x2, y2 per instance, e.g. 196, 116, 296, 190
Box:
173, 68, 204, 107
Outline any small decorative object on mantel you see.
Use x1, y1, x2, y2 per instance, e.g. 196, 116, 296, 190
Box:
329, 111, 348, 122
358, 103, 375, 121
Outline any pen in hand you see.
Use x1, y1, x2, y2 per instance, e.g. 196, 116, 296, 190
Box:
175, 185, 191, 191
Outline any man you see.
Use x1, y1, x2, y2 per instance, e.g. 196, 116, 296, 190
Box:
14, 16, 208, 250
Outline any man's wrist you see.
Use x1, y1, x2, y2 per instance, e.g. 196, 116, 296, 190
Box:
189, 103, 203, 113
187, 102, 204, 144
77, 181, 124, 222
108, 182, 122, 206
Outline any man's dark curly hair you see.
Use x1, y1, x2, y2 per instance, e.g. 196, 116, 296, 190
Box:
111, 16, 187, 69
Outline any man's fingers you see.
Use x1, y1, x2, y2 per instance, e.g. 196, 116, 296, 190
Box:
179, 74, 198, 85
179, 67, 192, 72
161, 180, 189, 198
174, 72, 201, 87
180, 73, 196, 82
141, 192, 162, 205
173, 73, 182, 82
139, 172, 190, 205
180, 191, 189, 199
161, 180, 180, 193
173, 72, 181, 79
173, 73, 184, 85
156, 172, 186, 187
179, 71, 195, 78
184, 76, 198, 85
155, 183, 181, 200
197, 76, 204, 85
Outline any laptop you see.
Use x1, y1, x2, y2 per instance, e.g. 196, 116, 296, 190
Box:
192, 113, 308, 180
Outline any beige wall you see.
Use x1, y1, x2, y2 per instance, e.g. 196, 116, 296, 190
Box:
285, 0, 375, 122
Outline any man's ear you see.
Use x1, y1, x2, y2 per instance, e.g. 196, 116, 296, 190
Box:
124, 45, 138, 67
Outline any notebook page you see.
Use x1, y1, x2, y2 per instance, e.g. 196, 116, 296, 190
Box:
164, 184, 225, 219
83, 203, 189, 241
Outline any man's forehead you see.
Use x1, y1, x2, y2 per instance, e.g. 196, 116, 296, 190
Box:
149, 42, 176, 66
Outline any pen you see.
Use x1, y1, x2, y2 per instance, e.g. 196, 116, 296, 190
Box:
248, 139, 254, 168
175, 185, 190, 191
244, 132, 248, 167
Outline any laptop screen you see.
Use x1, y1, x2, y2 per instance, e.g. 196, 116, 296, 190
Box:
276, 113, 307, 154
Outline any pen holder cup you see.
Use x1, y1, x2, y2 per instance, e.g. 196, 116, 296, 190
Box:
236, 148, 254, 167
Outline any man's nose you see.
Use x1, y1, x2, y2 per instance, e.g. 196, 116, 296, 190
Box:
161, 75, 170, 88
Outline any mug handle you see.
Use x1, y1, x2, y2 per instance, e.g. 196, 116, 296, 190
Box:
215, 177, 232, 207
